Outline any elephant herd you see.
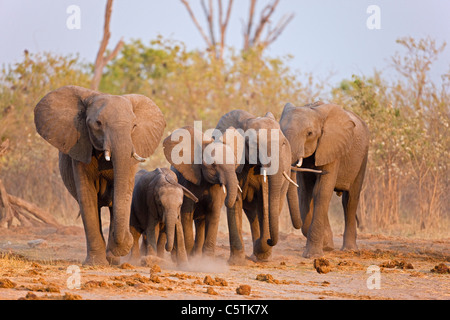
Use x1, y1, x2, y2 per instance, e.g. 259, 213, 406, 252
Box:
34, 85, 369, 266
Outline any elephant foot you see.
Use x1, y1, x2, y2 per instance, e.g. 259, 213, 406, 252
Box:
109, 232, 134, 257
341, 242, 358, 252
83, 254, 109, 266
323, 238, 335, 252
228, 251, 246, 266
106, 255, 121, 266
249, 253, 272, 263
302, 245, 324, 258
253, 239, 272, 262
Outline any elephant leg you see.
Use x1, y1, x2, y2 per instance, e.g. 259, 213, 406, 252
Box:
298, 173, 315, 238
175, 220, 188, 267
156, 227, 166, 258
144, 221, 159, 256
129, 225, 142, 264
227, 195, 245, 265
243, 201, 259, 245
322, 210, 335, 252
342, 159, 366, 251
341, 191, 357, 251
73, 161, 108, 266
202, 196, 223, 258
193, 218, 205, 257
106, 207, 121, 265
303, 161, 339, 258
181, 204, 195, 257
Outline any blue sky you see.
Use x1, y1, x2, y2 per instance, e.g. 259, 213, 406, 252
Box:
1, 0, 449, 86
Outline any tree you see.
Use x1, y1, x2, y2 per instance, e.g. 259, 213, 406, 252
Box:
91, 0, 124, 90
180, 0, 294, 59
242, 0, 294, 51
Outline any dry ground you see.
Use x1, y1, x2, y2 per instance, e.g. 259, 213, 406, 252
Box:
0, 226, 448, 300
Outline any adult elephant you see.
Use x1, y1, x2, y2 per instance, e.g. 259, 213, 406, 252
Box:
34, 85, 166, 265
216, 110, 299, 264
163, 126, 243, 258
280, 102, 369, 258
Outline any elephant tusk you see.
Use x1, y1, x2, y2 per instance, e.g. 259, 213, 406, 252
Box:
104, 150, 111, 162
222, 185, 227, 194
283, 171, 299, 188
263, 168, 267, 183
291, 167, 324, 174
132, 152, 147, 163
296, 158, 303, 167
237, 185, 243, 193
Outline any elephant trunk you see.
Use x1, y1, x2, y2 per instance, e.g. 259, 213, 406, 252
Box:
287, 171, 302, 229
223, 171, 239, 209
164, 211, 177, 252
267, 171, 283, 247
109, 137, 135, 257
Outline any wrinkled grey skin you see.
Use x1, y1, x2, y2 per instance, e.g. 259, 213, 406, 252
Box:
163, 126, 241, 258
216, 110, 293, 264
34, 86, 166, 265
280, 102, 369, 258
129, 169, 198, 266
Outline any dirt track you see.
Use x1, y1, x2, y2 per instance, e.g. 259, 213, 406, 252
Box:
0, 226, 449, 300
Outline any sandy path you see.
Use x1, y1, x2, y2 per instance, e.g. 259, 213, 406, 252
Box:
0, 226, 448, 300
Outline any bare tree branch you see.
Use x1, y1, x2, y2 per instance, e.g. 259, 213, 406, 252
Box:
251, 0, 280, 48
180, 0, 213, 47
263, 12, 294, 46
202, 0, 217, 47
91, 0, 123, 90
181, 0, 234, 59
244, 0, 257, 51
181, 0, 291, 57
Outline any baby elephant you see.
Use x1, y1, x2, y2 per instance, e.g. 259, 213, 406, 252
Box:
129, 168, 198, 266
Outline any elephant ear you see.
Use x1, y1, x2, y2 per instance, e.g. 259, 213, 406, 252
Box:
34, 85, 98, 164
264, 111, 276, 121
315, 104, 356, 167
163, 126, 206, 186
123, 94, 166, 158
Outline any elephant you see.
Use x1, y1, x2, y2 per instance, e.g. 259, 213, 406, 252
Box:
34, 85, 166, 265
216, 110, 299, 264
129, 168, 198, 266
279, 101, 369, 258
163, 126, 243, 258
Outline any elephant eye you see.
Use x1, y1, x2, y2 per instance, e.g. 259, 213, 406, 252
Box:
96, 120, 102, 127
132, 124, 137, 132
307, 131, 313, 137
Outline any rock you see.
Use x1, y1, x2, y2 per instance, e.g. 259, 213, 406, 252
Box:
150, 264, 161, 274
119, 263, 134, 269
203, 275, 228, 286
206, 287, 218, 295
236, 285, 251, 296
379, 260, 414, 270
430, 263, 449, 274
0, 278, 16, 288
314, 258, 332, 274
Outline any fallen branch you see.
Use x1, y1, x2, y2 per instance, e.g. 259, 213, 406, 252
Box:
0, 179, 61, 228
